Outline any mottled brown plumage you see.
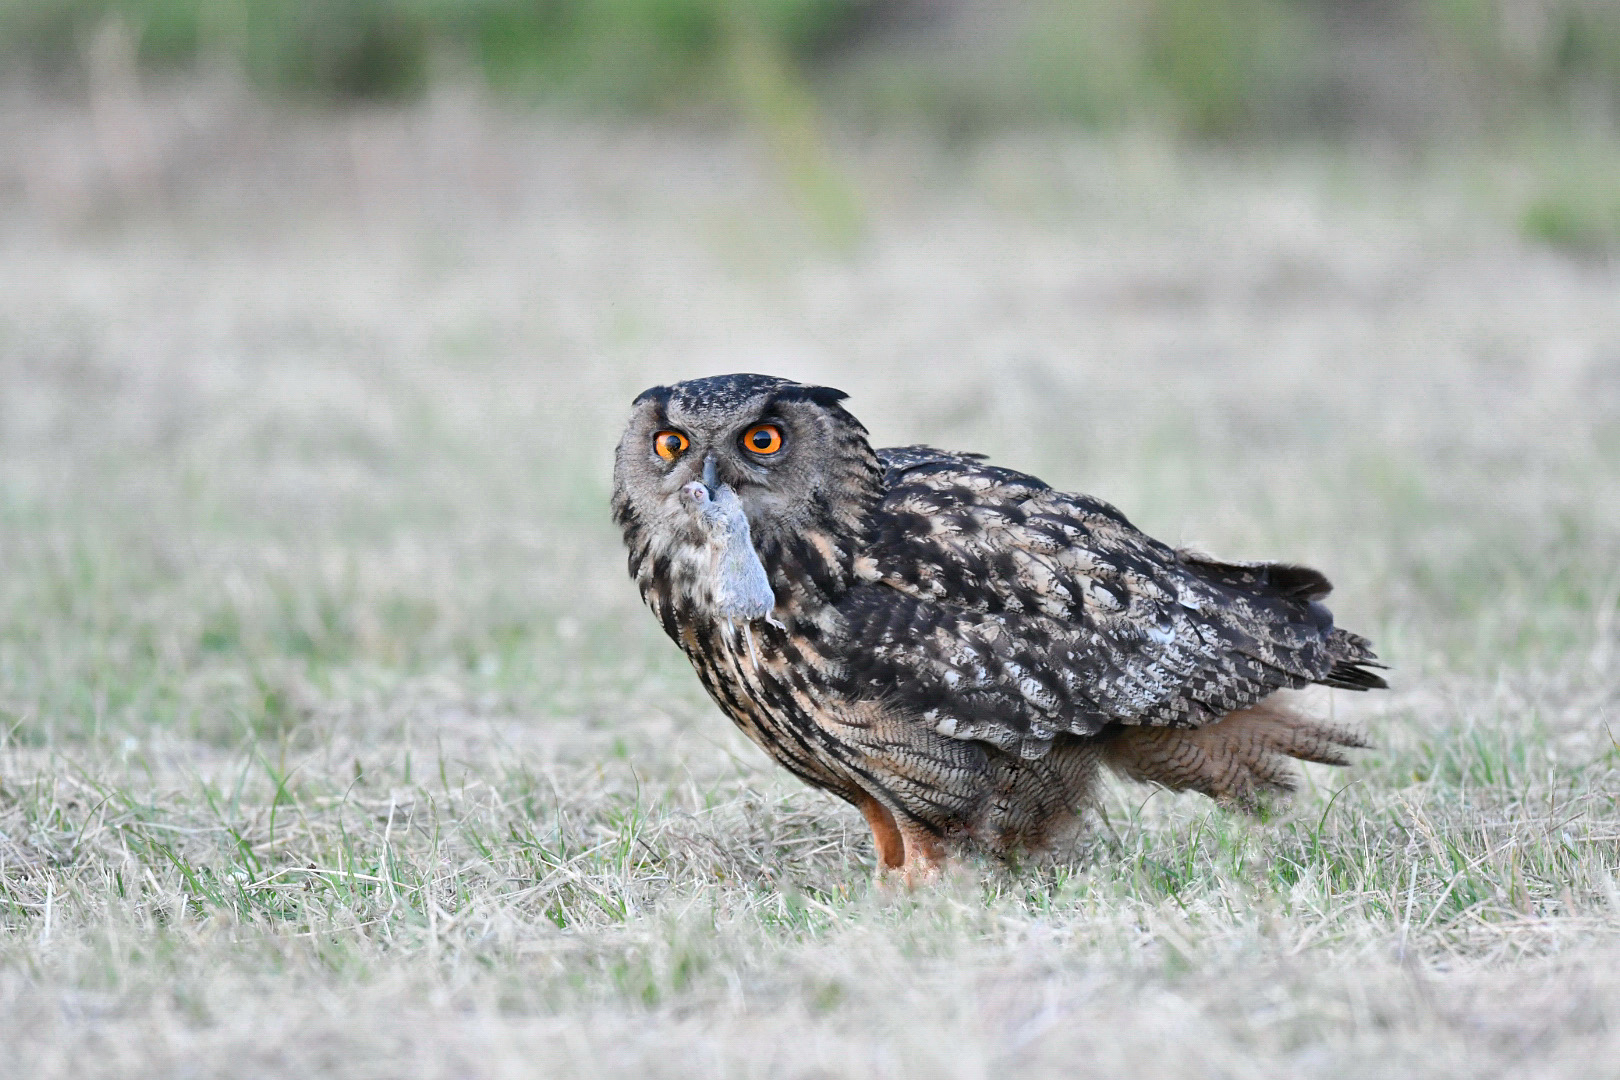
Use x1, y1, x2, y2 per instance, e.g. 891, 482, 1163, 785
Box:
612, 374, 1385, 882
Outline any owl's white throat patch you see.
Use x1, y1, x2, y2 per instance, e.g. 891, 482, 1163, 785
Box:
681, 481, 778, 628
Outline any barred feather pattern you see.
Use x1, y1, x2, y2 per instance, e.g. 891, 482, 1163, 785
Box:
1099, 698, 1373, 809
844, 446, 1385, 760
612, 376, 1385, 859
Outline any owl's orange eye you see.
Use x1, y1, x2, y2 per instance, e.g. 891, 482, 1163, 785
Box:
653, 430, 689, 461
742, 424, 783, 456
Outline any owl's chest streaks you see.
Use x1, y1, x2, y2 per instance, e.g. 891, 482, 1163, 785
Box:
625, 490, 881, 797
681, 616, 869, 798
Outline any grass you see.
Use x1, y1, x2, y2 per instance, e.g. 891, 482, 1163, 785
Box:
1, 92, 1619, 1075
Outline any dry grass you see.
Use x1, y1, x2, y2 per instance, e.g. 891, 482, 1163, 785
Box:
1, 88, 1618, 1077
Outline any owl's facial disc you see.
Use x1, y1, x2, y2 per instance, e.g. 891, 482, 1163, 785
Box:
614, 375, 875, 624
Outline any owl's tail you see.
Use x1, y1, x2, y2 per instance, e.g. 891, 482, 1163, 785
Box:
1098, 698, 1368, 809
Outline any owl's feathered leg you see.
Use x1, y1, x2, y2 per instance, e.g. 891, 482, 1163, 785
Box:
855, 794, 904, 872
895, 819, 947, 886
855, 794, 947, 885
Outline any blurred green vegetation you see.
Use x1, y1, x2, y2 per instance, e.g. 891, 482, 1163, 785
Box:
1, 0, 869, 104
2, 0, 1619, 140
1521, 176, 1620, 257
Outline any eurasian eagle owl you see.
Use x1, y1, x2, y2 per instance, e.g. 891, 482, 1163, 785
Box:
612, 374, 1384, 883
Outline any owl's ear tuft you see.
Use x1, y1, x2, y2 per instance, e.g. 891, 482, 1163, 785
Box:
633, 385, 673, 408
776, 384, 849, 408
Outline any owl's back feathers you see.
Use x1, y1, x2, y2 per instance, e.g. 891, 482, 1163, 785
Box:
838, 446, 1383, 760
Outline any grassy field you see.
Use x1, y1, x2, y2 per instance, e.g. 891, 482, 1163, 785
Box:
2, 92, 1619, 1076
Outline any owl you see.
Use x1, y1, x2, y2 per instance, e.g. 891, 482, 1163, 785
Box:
612, 374, 1385, 883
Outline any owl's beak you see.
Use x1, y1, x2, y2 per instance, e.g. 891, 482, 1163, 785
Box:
701, 454, 719, 499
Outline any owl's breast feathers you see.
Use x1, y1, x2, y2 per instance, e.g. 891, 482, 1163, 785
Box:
615, 435, 887, 802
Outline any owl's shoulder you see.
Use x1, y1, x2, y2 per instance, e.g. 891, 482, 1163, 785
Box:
872, 445, 1145, 548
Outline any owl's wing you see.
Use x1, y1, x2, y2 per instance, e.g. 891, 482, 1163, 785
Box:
839, 447, 1384, 759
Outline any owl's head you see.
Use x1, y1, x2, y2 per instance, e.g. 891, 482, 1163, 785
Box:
612, 374, 881, 624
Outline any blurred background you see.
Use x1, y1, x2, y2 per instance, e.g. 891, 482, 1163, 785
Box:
4, 0, 1620, 141
0, 0, 1616, 749
4, 0, 1620, 243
